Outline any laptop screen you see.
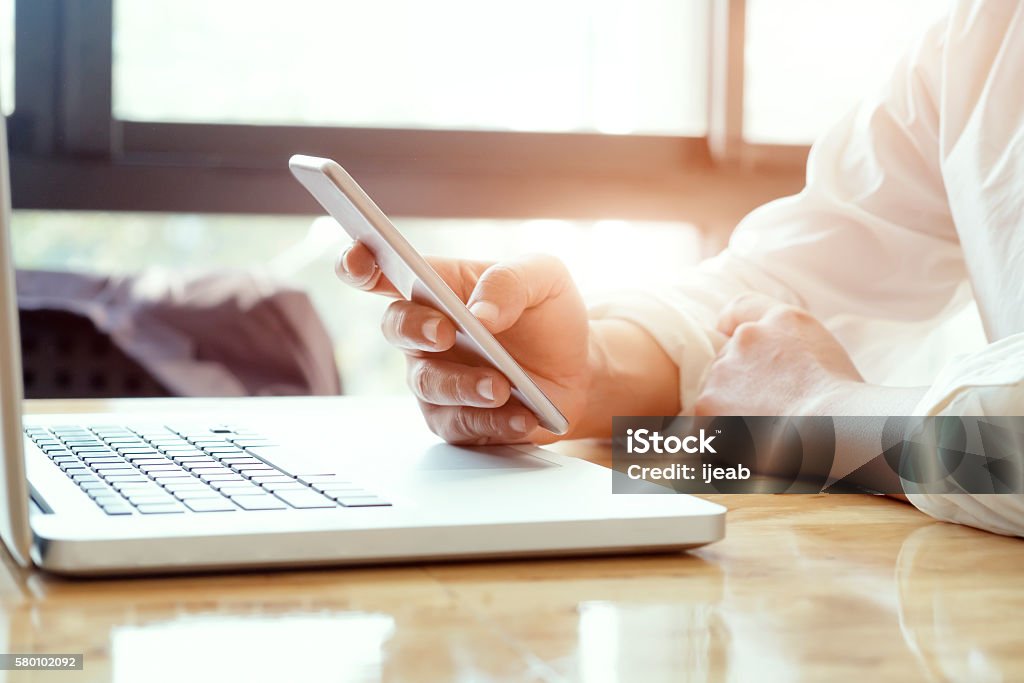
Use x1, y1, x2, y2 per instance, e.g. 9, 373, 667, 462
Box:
0, 86, 32, 567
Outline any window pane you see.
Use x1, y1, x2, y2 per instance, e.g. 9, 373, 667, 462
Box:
113, 0, 708, 135
1, 0, 13, 114
744, 0, 950, 144
12, 211, 701, 394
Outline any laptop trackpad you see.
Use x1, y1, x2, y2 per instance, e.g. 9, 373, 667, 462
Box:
415, 443, 557, 470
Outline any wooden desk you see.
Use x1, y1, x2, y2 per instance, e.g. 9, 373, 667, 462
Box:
3, 398, 1023, 682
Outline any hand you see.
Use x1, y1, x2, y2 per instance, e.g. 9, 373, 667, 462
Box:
335, 242, 591, 444
695, 293, 865, 416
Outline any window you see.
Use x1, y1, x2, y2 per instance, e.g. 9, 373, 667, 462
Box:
744, 0, 951, 144
113, 0, 708, 135
12, 210, 702, 394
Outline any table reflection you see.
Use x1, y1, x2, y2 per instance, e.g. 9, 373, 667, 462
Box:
1, 495, 1022, 682
112, 613, 393, 683
896, 524, 1023, 683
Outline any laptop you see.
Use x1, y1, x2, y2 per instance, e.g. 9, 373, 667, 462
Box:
0, 123, 724, 577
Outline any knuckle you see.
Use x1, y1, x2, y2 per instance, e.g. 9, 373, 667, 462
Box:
452, 408, 477, 438
380, 303, 403, 339
408, 360, 433, 399
769, 306, 808, 325
483, 264, 522, 292
733, 322, 761, 345
452, 374, 475, 404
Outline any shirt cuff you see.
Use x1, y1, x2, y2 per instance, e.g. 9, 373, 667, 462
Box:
906, 333, 1024, 536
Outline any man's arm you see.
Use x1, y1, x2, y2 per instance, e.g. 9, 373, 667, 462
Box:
590, 13, 963, 413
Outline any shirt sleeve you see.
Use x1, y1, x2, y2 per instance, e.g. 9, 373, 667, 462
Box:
590, 14, 965, 413
905, 335, 1024, 537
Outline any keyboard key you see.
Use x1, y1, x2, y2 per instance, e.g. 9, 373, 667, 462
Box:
116, 448, 159, 456
261, 482, 308, 492
230, 494, 287, 510
199, 473, 242, 483
236, 471, 278, 481
248, 475, 294, 484
153, 474, 199, 485
92, 495, 124, 506
180, 463, 218, 474
335, 496, 392, 507
71, 474, 102, 483
136, 503, 185, 514
127, 458, 170, 466
311, 481, 362, 492
63, 467, 92, 476
126, 493, 177, 505
187, 466, 233, 476
71, 446, 112, 454
112, 482, 163, 493
202, 445, 243, 452
169, 453, 210, 462
217, 484, 265, 497
273, 490, 336, 509
139, 464, 184, 474
92, 464, 136, 473
80, 481, 110, 491
173, 489, 222, 500
208, 479, 251, 490
101, 504, 134, 515
184, 498, 237, 512
103, 478, 150, 487
221, 457, 266, 466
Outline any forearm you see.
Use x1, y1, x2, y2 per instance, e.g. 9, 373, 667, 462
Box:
566, 319, 682, 440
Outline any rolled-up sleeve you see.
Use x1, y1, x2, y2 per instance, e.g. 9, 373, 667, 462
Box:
906, 335, 1024, 536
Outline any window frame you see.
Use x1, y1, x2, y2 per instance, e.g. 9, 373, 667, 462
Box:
6, 0, 808, 225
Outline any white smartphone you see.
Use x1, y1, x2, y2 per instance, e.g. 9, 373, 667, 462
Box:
289, 155, 570, 436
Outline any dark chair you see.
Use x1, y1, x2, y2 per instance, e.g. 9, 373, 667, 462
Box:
19, 309, 172, 399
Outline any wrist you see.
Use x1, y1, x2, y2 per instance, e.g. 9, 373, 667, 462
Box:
563, 318, 681, 440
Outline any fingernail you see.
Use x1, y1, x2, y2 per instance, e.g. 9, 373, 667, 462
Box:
422, 317, 441, 344
469, 301, 499, 324
509, 415, 527, 433
476, 377, 495, 401
334, 247, 352, 278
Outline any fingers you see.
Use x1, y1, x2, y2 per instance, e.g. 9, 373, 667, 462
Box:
381, 300, 458, 352
466, 253, 568, 333
717, 292, 788, 336
406, 357, 512, 408
420, 403, 538, 445
335, 241, 400, 297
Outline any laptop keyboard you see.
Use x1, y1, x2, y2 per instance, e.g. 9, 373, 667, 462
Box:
24, 424, 391, 515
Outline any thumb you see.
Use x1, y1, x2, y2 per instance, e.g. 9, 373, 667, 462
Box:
465, 254, 568, 334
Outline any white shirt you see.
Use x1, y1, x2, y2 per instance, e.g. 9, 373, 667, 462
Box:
592, 0, 1024, 536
